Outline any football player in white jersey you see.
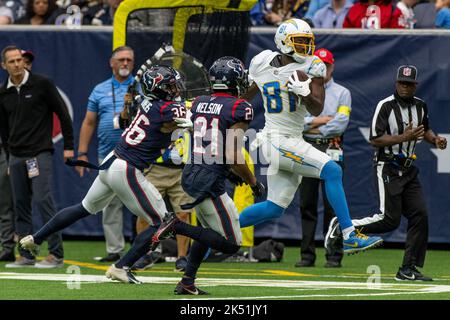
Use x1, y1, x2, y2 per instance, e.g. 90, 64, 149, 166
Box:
239, 18, 383, 254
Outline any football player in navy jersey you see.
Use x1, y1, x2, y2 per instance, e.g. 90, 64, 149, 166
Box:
20, 65, 260, 284
150, 57, 265, 295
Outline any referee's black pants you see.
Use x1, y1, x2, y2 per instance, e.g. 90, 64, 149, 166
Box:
353, 163, 428, 268
299, 143, 343, 264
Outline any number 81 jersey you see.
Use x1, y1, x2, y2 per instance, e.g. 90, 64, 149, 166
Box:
249, 50, 326, 137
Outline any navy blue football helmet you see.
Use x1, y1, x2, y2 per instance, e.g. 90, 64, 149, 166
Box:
208, 56, 248, 96
141, 65, 182, 101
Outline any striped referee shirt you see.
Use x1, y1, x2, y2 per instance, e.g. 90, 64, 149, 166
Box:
370, 91, 430, 161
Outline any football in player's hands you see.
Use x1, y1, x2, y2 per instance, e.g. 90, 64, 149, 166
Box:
288, 70, 311, 97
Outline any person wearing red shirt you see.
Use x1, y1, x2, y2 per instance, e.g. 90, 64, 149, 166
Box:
343, 0, 405, 28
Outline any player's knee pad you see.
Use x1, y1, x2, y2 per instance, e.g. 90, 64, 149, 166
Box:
320, 160, 342, 182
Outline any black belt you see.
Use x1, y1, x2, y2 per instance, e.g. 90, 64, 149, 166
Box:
304, 137, 333, 145
378, 155, 415, 169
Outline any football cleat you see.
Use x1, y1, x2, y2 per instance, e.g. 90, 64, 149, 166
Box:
19, 235, 40, 257
174, 281, 209, 295
106, 264, 142, 284
324, 217, 341, 250
150, 213, 178, 251
343, 230, 383, 254
395, 266, 433, 281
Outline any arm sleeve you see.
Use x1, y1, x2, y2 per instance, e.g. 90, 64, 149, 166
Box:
161, 102, 187, 122
308, 59, 327, 78
370, 102, 389, 140
86, 88, 99, 113
318, 88, 352, 137
44, 79, 74, 150
232, 100, 254, 124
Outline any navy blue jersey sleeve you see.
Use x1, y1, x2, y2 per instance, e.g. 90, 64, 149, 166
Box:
231, 100, 253, 124
160, 102, 187, 122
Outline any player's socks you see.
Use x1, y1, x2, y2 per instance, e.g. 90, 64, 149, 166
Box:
238, 200, 284, 228
115, 226, 158, 268
173, 222, 240, 254
320, 160, 354, 231
33, 203, 90, 245
183, 241, 209, 280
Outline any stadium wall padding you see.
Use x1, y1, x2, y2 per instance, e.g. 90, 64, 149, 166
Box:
0, 28, 449, 243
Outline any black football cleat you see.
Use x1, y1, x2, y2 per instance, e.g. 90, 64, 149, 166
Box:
150, 213, 178, 251
174, 281, 209, 295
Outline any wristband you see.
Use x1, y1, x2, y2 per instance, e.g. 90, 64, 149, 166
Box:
78, 152, 88, 157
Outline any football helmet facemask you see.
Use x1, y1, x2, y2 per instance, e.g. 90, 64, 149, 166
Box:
274, 19, 315, 63
141, 65, 182, 101
208, 56, 248, 96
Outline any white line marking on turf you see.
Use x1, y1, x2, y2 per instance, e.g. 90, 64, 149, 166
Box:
1, 272, 450, 293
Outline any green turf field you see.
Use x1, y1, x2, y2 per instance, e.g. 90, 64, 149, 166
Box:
1, 241, 449, 300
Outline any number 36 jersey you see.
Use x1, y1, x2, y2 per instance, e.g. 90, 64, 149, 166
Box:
115, 98, 186, 170
249, 49, 326, 137
190, 93, 253, 174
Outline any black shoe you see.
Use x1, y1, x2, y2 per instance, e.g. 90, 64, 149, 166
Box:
174, 281, 209, 295
395, 266, 433, 281
174, 256, 188, 272
295, 259, 315, 267
99, 253, 121, 263
324, 260, 342, 268
0, 250, 15, 262
324, 217, 342, 250
131, 254, 155, 271
150, 213, 178, 251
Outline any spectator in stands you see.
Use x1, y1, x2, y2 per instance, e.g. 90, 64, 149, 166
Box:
76, 46, 134, 263
413, 0, 437, 28
313, 0, 353, 27
1, 0, 27, 24
435, 0, 450, 28
289, 0, 313, 22
0, 2, 13, 24
0, 45, 74, 268
343, 0, 405, 28
305, 0, 332, 19
83, 0, 123, 25
15, 0, 59, 25
397, 0, 418, 28
250, 0, 269, 25
296, 48, 350, 268
264, 0, 292, 25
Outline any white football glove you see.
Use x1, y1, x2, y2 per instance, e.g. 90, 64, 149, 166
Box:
287, 72, 311, 97
174, 117, 193, 129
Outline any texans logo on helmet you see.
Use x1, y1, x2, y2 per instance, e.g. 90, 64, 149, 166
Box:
226, 60, 244, 77
143, 73, 164, 92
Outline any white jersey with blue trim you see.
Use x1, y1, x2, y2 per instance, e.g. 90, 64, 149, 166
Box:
249, 50, 326, 137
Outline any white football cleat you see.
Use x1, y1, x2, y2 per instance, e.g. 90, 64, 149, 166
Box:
19, 235, 40, 257
106, 264, 142, 284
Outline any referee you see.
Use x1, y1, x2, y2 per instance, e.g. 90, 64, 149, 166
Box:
327, 65, 447, 281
